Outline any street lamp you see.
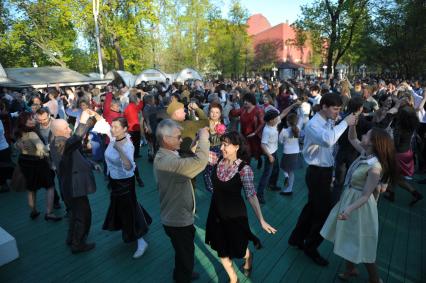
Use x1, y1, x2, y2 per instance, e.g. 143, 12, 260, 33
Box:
360, 64, 366, 78
93, 0, 104, 79
322, 65, 328, 79
272, 67, 278, 81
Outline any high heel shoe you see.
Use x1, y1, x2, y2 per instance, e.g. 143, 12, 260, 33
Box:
30, 210, 40, 220
44, 214, 62, 222
242, 252, 253, 277
337, 269, 359, 281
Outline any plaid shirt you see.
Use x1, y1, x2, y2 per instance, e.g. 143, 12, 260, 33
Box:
209, 152, 256, 198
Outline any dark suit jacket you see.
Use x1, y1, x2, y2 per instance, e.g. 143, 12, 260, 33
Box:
51, 122, 97, 200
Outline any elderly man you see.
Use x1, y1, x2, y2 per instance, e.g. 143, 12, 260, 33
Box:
50, 110, 100, 254
167, 99, 208, 157
154, 119, 209, 283
35, 107, 62, 210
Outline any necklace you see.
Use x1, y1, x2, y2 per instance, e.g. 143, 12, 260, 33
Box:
115, 136, 126, 142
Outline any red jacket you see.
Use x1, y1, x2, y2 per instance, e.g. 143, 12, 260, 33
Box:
124, 101, 144, 132
102, 92, 123, 125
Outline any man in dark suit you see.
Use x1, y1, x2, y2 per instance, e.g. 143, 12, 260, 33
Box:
50, 110, 100, 254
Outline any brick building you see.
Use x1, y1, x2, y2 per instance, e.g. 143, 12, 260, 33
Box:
247, 14, 313, 64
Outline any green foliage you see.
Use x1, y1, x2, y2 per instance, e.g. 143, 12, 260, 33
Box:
366, 0, 426, 77
296, 0, 369, 75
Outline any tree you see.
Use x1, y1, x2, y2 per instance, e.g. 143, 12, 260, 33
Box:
296, 0, 369, 77
367, 0, 426, 77
253, 40, 281, 72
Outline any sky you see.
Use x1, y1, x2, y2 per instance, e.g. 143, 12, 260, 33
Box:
221, 0, 313, 26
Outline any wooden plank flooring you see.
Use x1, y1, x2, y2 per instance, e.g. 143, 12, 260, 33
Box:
0, 147, 424, 283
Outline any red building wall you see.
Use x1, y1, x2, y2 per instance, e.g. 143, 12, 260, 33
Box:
247, 14, 312, 64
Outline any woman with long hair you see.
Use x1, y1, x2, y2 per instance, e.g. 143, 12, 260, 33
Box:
205, 131, 276, 283
321, 126, 398, 283
15, 112, 61, 221
384, 99, 423, 205
278, 112, 303, 195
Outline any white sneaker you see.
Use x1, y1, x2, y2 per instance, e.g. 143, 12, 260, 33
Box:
132, 243, 148, 259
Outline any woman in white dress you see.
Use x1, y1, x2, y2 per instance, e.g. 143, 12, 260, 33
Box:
320, 124, 398, 283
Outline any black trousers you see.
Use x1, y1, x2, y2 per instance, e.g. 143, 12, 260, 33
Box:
129, 130, 141, 158
68, 196, 92, 247
332, 150, 359, 205
289, 165, 333, 252
163, 224, 195, 283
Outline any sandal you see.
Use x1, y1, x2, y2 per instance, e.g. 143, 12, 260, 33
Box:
337, 269, 359, 281
242, 251, 253, 277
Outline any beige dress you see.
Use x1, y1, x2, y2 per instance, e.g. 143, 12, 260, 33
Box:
320, 155, 381, 264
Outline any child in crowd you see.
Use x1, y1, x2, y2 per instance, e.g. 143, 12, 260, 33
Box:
257, 109, 281, 204
279, 112, 303, 195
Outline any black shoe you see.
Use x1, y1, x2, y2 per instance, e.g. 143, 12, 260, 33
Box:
269, 185, 281, 191
136, 177, 145, 187
54, 202, 61, 210
304, 249, 329, 266
0, 183, 10, 193
383, 191, 395, 202
410, 191, 423, 206
257, 195, 265, 204
288, 238, 304, 249
280, 191, 293, 196
71, 242, 95, 254
30, 210, 40, 220
173, 271, 199, 281
45, 214, 62, 222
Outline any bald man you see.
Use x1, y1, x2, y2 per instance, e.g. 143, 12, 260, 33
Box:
50, 110, 99, 254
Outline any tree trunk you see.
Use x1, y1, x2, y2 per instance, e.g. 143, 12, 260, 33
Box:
326, 19, 337, 78
113, 36, 125, 71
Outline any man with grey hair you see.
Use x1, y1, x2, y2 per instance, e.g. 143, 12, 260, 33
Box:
154, 119, 209, 283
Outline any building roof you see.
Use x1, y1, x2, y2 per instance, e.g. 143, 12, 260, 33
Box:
247, 14, 271, 36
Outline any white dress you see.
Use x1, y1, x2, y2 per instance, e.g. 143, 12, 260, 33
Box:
320, 155, 381, 264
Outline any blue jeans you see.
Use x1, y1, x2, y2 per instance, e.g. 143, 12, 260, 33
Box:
257, 151, 279, 197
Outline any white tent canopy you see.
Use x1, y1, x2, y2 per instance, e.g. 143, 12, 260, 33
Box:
175, 68, 202, 83
134, 69, 168, 85
0, 66, 111, 89
105, 70, 136, 87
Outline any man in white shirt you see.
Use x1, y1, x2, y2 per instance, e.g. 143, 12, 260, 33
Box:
288, 92, 357, 266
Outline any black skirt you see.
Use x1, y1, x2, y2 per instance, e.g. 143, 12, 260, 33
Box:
280, 153, 303, 172
18, 154, 55, 191
102, 176, 152, 243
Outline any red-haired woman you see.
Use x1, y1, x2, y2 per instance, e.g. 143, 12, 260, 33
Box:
321, 126, 398, 283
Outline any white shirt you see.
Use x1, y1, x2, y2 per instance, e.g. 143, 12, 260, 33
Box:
302, 113, 348, 167
279, 118, 304, 154
105, 136, 136, 179
0, 120, 8, 151
308, 95, 322, 106
261, 124, 278, 154
411, 90, 426, 123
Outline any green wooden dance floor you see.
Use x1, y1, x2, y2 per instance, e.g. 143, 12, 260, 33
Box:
0, 147, 424, 282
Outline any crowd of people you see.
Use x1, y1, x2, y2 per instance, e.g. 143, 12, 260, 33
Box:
0, 75, 425, 283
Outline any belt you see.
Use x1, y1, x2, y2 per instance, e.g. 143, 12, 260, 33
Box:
308, 164, 333, 170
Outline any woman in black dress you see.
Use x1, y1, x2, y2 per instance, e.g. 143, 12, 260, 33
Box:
205, 131, 276, 283
15, 112, 61, 221
102, 117, 151, 258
